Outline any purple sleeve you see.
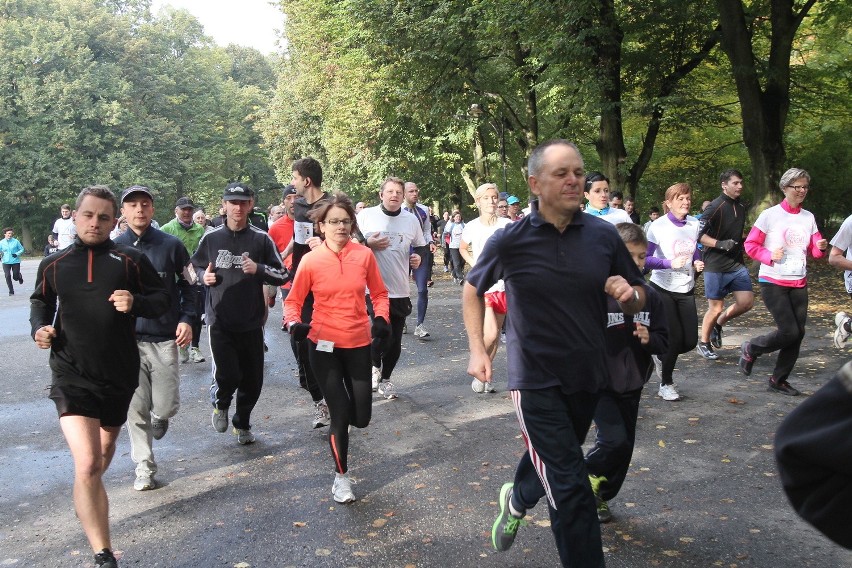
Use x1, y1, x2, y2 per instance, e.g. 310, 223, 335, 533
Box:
645, 242, 672, 270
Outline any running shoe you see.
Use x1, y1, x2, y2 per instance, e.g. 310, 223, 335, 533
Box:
402, 322, 408, 334
588, 474, 612, 523
189, 346, 206, 363
234, 427, 256, 445
483, 381, 496, 393
17, 274, 23, 284
738, 341, 754, 376
414, 324, 430, 339
710, 322, 723, 348
696, 342, 718, 360
94, 549, 118, 568
313, 399, 330, 429
134, 473, 156, 491
179, 346, 189, 363
151, 413, 169, 440
492, 482, 525, 551
768, 377, 800, 396
378, 380, 398, 400
212, 407, 229, 433
332, 472, 356, 503
471, 377, 487, 393
833, 311, 850, 348
658, 383, 681, 401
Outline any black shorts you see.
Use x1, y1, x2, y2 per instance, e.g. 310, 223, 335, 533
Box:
49, 383, 134, 428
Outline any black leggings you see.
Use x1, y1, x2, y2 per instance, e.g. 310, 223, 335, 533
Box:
308, 342, 372, 474
651, 282, 697, 385
749, 283, 808, 382
449, 248, 465, 280
3, 263, 21, 293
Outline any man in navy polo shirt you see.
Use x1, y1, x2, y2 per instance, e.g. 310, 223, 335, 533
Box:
464, 139, 647, 568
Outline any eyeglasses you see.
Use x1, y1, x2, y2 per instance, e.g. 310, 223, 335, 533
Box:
787, 185, 810, 192
497, 205, 508, 208
323, 218, 352, 226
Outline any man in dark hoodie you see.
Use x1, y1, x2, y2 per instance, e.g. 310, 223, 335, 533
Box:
115, 186, 196, 492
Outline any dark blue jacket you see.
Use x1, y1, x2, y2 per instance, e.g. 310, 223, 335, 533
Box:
115, 227, 195, 342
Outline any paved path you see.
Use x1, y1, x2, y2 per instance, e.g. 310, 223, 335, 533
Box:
1, 259, 851, 567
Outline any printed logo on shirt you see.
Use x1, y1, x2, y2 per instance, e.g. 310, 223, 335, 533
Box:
215, 250, 247, 269
109, 253, 122, 262
784, 226, 808, 248
607, 312, 626, 328
633, 312, 651, 327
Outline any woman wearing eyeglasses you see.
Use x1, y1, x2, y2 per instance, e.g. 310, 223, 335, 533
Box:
739, 168, 828, 395
284, 193, 389, 503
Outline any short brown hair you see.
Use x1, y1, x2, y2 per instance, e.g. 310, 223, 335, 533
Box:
75, 185, 118, 217
310, 192, 359, 236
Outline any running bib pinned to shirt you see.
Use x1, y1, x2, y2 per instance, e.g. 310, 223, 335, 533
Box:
294, 221, 313, 244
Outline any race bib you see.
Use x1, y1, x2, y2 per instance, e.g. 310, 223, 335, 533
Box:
777, 252, 805, 277
383, 231, 406, 252
294, 221, 313, 244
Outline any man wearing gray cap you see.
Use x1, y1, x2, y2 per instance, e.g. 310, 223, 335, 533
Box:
190, 182, 288, 445
161, 196, 207, 363
114, 186, 196, 491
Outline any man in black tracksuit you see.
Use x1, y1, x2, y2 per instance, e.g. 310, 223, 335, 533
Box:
191, 182, 287, 445
30, 185, 170, 568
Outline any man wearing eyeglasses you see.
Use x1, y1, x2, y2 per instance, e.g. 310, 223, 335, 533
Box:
696, 169, 754, 360
357, 177, 427, 399
496, 199, 510, 219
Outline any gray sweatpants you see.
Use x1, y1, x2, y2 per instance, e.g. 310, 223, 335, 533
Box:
127, 340, 180, 477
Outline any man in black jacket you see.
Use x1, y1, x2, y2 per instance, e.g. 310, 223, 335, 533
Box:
191, 182, 287, 445
115, 186, 196, 491
30, 185, 170, 568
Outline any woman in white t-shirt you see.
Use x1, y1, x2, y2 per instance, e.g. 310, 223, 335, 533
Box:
646, 183, 704, 402
442, 211, 466, 284
740, 168, 828, 396
460, 183, 512, 393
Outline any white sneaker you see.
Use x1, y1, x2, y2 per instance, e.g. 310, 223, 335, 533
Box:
402, 322, 408, 334
332, 472, 356, 503
313, 399, 330, 429
179, 346, 189, 363
378, 380, 398, 400
414, 324, 430, 339
189, 346, 205, 363
834, 311, 850, 348
471, 378, 496, 393
658, 383, 681, 401
500, 332, 507, 344
483, 381, 496, 393
652, 355, 663, 381
371, 366, 381, 392
233, 427, 256, 444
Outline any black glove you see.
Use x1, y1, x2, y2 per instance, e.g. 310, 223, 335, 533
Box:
289, 322, 311, 341
371, 316, 390, 340
715, 239, 737, 252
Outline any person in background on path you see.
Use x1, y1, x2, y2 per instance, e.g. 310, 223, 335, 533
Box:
52, 203, 76, 250
506, 195, 524, 221
114, 186, 195, 492
161, 197, 207, 364
585, 222, 668, 523
191, 182, 288, 444
645, 183, 704, 402
437, 211, 451, 273
624, 196, 640, 224
609, 191, 624, 209
828, 213, 852, 348
43, 234, 59, 257
584, 172, 632, 225
192, 209, 209, 229
460, 182, 511, 393
696, 169, 754, 361
496, 198, 510, 219
466, 139, 646, 568
30, 185, 169, 568
403, 181, 435, 339
284, 193, 389, 503
283, 157, 333, 429
268, 204, 285, 225
739, 168, 828, 395
443, 211, 466, 284
642, 206, 660, 234
268, 184, 298, 304
357, 177, 426, 399
1, 228, 25, 295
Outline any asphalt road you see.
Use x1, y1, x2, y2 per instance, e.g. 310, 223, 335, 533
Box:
1, 259, 851, 567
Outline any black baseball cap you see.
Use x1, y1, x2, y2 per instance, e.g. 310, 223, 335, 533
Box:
120, 185, 154, 203
175, 196, 195, 209
223, 182, 254, 201
282, 184, 296, 199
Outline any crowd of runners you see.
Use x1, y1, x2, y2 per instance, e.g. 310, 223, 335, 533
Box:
26, 140, 851, 567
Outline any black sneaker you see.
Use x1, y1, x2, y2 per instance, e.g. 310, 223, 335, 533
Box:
492, 482, 525, 551
94, 549, 118, 568
738, 341, 754, 376
710, 323, 723, 348
768, 377, 800, 396
696, 342, 718, 360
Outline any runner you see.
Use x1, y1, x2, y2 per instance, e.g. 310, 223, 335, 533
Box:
828, 213, 852, 347
403, 181, 435, 339
583, 172, 632, 225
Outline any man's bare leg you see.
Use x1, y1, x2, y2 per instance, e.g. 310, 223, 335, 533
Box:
60, 415, 122, 553
701, 291, 754, 343
701, 299, 726, 343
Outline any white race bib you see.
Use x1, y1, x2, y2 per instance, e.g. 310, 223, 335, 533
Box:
294, 221, 313, 244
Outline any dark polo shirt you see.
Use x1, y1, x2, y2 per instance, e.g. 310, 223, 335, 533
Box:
466, 200, 645, 394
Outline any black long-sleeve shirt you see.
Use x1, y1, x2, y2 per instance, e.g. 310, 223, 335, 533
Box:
698, 193, 747, 272
29, 238, 170, 395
